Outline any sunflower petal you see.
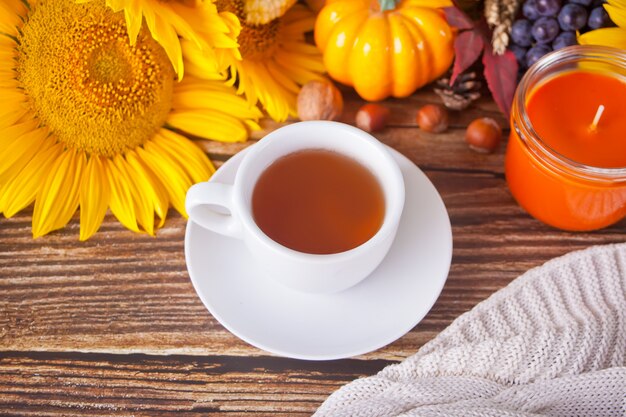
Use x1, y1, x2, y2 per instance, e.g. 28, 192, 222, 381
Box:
0, 142, 63, 217
156, 129, 215, 183
181, 40, 225, 78
0, 0, 28, 35
0, 128, 49, 186
137, 143, 192, 216
125, 2, 144, 45
32, 149, 85, 238
0, 110, 31, 131
608, 0, 626, 9
126, 150, 169, 228
153, 1, 204, 47
605, 2, 626, 28
579, 27, 626, 48
242, 61, 293, 120
172, 82, 262, 119
106, 156, 140, 233
0, 89, 26, 104
79, 155, 110, 241
266, 62, 300, 94
114, 155, 154, 235
145, 12, 184, 80
167, 111, 250, 142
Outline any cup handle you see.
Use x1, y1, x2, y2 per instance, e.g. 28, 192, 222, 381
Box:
185, 182, 243, 239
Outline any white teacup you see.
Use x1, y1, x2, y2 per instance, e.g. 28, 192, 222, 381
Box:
185, 121, 405, 293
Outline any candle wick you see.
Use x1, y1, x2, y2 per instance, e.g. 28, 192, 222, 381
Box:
589, 104, 605, 132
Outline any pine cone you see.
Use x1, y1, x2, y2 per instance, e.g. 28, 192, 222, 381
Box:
434, 72, 482, 111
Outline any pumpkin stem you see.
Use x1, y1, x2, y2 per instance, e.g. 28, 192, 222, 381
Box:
378, 0, 398, 11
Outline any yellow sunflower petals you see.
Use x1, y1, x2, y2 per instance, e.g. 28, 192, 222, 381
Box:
605, 3, 626, 28
0, 0, 27, 35
79, 155, 110, 241
0, 79, 19, 89
175, 3, 239, 50
156, 129, 215, 183
154, 2, 204, 47
137, 143, 192, 216
106, 156, 140, 233
181, 40, 224, 78
32, 149, 85, 238
175, 78, 235, 94
113, 155, 155, 235
243, 62, 293, 121
124, 2, 144, 45
0, 128, 49, 186
0, 55, 14, 69
167, 111, 250, 142
245, 119, 262, 131
216, 12, 242, 58
0, 90, 26, 104
280, 40, 324, 57
266, 63, 300, 94
125, 150, 170, 230
579, 27, 626, 48
609, 0, 626, 9
274, 53, 324, 84
276, 45, 326, 72
144, 8, 184, 80
0, 143, 63, 217
0, 110, 31, 131
172, 85, 262, 119
102, 0, 127, 12
52, 151, 86, 230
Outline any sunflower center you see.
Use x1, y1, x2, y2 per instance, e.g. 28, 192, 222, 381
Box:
16, 0, 175, 158
89, 46, 133, 84
216, 0, 280, 59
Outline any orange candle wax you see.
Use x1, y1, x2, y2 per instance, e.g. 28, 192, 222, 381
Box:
506, 46, 626, 231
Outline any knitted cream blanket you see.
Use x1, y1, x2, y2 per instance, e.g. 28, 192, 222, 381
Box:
315, 244, 626, 417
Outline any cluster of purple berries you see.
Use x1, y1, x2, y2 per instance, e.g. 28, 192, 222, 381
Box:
509, 0, 613, 70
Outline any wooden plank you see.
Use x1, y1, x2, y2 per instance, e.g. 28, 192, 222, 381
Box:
0, 352, 393, 416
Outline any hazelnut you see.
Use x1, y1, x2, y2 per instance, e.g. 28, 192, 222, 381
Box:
416, 104, 449, 133
297, 79, 343, 121
356, 103, 390, 132
465, 117, 502, 153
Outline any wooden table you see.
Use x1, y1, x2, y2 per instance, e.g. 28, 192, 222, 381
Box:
2, 88, 625, 416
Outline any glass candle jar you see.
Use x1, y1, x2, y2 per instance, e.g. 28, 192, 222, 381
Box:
505, 45, 626, 231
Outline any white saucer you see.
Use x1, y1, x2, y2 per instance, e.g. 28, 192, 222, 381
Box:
185, 146, 452, 360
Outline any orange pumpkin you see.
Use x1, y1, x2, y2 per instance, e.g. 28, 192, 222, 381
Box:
314, 0, 455, 101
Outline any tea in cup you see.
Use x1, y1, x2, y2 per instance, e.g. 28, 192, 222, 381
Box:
185, 121, 405, 293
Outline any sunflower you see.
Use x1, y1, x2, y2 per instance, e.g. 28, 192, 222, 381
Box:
78, 0, 242, 80
0, 0, 260, 240
579, 0, 626, 48
185, 0, 326, 122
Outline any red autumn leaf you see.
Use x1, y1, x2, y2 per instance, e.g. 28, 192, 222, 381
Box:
443, 6, 474, 30
451, 29, 484, 85
482, 49, 519, 120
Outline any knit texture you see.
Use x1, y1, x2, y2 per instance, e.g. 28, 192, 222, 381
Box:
315, 244, 626, 417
